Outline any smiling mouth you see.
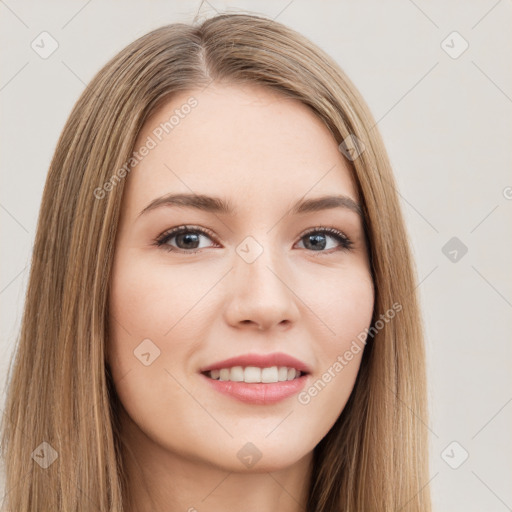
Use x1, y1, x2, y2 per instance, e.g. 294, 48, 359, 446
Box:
202, 366, 305, 383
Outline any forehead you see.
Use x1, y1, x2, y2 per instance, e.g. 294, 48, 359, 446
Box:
124, 83, 358, 216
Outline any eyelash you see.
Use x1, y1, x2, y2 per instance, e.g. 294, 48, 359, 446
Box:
153, 224, 353, 255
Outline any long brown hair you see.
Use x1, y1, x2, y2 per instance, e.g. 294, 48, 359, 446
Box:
1, 13, 431, 511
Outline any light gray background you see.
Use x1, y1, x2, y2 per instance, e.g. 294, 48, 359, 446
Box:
1, 1, 511, 510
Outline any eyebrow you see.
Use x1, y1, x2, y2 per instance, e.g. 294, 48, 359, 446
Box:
137, 193, 362, 218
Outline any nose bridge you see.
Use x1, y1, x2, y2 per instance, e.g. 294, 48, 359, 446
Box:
236, 233, 288, 295
225, 232, 300, 329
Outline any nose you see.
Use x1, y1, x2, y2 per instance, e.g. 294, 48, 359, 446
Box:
223, 242, 300, 332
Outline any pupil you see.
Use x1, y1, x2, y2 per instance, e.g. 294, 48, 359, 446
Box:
178, 232, 199, 249
306, 234, 326, 250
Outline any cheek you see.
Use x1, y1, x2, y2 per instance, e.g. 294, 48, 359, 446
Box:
293, 264, 373, 422
300, 262, 374, 345
106, 255, 210, 445
109, 252, 220, 338
107, 253, 225, 402
331, 272, 374, 338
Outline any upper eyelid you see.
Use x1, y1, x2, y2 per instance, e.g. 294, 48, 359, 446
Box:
157, 225, 217, 242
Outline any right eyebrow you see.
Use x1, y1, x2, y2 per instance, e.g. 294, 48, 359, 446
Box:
138, 193, 236, 218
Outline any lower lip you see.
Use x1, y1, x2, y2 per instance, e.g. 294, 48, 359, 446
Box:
200, 373, 309, 405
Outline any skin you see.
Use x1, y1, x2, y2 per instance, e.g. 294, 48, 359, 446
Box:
107, 82, 374, 512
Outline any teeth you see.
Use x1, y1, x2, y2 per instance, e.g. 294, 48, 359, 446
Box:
244, 366, 261, 383
230, 366, 244, 382
278, 367, 288, 381
261, 367, 278, 383
206, 366, 303, 383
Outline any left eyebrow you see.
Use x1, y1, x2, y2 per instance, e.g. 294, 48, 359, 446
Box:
290, 195, 362, 217
137, 193, 362, 218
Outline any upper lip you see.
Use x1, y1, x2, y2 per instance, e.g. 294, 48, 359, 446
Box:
200, 352, 312, 374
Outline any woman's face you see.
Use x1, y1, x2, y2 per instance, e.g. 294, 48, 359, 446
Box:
108, 83, 374, 472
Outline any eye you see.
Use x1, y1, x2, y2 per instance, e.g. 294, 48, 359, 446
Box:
296, 227, 353, 253
154, 225, 218, 253
154, 225, 353, 254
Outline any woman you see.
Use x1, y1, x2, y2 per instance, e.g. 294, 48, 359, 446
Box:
1, 13, 431, 512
